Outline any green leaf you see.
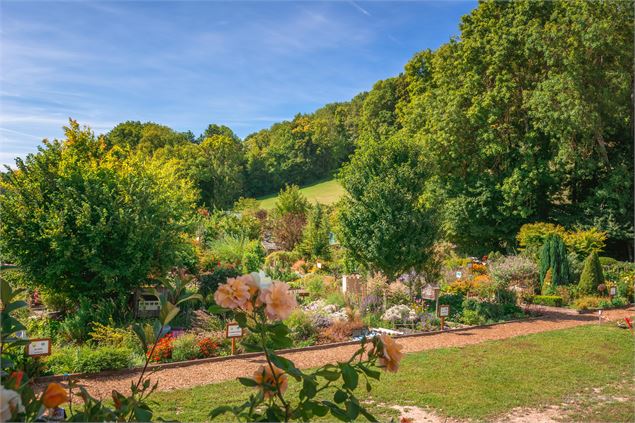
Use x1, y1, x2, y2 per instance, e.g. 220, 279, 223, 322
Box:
316, 369, 340, 381
238, 377, 258, 387
209, 406, 233, 419
159, 301, 180, 326
132, 323, 147, 351
176, 293, 203, 306
341, 363, 358, 390
207, 305, 230, 314
359, 365, 381, 380
323, 401, 349, 422
334, 390, 347, 404
3, 300, 27, 314
269, 353, 302, 380
301, 377, 317, 399
235, 312, 247, 328
346, 400, 360, 420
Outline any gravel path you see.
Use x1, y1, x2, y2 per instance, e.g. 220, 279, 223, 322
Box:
55, 307, 634, 400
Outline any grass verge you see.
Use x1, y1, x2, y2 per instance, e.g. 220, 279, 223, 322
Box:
257, 179, 345, 209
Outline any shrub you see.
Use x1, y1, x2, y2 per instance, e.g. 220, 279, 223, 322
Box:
517, 223, 567, 256
317, 320, 364, 344
435, 293, 464, 319
539, 235, 570, 288
532, 295, 563, 307
381, 305, 416, 323
386, 281, 410, 307
325, 292, 346, 308
89, 322, 140, 352
59, 298, 123, 343
578, 252, 605, 295
172, 334, 200, 362
361, 295, 383, 314
284, 309, 317, 342
572, 296, 602, 310
489, 255, 538, 291
39, 289, 75, 313
304, 274, 326, 301
460, 309, 487, 326
46, 346, 133, 374
241, 240, 265, 273
199, 265, 241, 297
197, 337, 218, 358
564, 228, 607, 258
25, 315, 60, 343
541, 268, 554, 295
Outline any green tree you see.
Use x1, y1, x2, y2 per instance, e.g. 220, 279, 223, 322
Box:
0, 120, 197, 299
274, 185, 309, 217
337, 138, 437, 280
298, 203, 331, 260
538, 235, 571, 290
578, 252, 605, 295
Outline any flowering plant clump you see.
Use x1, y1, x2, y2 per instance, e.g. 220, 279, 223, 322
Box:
382, 304, 417, 323
146, 333, 174, 362
209, 272, 404, 422
197, 337, 218, 358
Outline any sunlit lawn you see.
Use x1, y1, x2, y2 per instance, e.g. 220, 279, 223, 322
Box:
257, 179, 345, 210
151, 324, 634, 421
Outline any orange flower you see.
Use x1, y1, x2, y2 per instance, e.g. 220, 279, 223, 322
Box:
214, 277, 251, 309
41, 383, 68, 408
377, 335, 404, 372
259, 282, 297, 321
8, 371, 24, 388
252, 365, 288, 399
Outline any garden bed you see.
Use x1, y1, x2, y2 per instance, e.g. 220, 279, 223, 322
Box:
35, 313, 540, 383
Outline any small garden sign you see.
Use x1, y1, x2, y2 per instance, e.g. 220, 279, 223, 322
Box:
438, 305, 450, 331
226, 322, 243, 355
26, 338, 51, 357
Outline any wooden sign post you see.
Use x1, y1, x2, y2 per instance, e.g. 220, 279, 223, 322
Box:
438, 305, 450, 331
226, 323, 243, 355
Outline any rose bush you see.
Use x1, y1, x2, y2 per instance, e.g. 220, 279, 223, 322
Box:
208, 272, 404, 421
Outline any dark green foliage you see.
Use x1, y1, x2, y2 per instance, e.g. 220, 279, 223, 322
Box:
539, 235, 571, 289
460, 298, 522, 325
578, 252, 605, 295
433, 294, 464, 319
198, 266, 241, 297
532, 295, 564, 307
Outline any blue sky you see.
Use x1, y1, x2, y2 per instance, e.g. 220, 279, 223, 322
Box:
0, 0, 476, 166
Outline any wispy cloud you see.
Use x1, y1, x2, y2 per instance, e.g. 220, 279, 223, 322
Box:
0, 0, 476, 166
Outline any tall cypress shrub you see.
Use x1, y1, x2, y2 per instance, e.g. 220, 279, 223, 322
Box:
539, 234, 570, 289
578, 252, 605, 295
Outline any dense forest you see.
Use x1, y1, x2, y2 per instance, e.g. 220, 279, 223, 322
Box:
6, 0, 634, 258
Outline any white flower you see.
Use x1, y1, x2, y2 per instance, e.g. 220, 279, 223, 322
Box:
250, 271, 273, 291
1, 385, 25, 421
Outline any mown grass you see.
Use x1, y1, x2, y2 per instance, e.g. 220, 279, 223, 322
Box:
257, 179, 345, 210
151, 324, 634, 422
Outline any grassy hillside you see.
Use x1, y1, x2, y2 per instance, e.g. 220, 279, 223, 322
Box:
257, 179, 345, 210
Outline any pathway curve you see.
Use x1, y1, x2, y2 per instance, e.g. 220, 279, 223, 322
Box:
53, 307, 634, 400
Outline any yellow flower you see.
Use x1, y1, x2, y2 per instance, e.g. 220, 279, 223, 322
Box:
378, 335, 404, 372
259, 282, 297, 321
1, 385, 25, 421
252, 365, 288, 399
214, 277, 251, 309
41, 382, 68, 409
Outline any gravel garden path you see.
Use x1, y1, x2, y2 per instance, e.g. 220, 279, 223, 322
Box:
51, 307, 634, 400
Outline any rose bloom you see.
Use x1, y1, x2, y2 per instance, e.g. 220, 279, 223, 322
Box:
0, 385, 25, 421
252, 365, 288, 399
41, 382, 68, 409
259, 282, 297, 321
214, 277, 251, 309
378, 335, 404, 372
